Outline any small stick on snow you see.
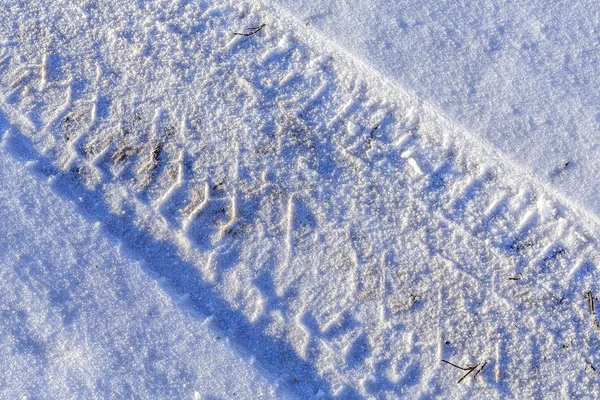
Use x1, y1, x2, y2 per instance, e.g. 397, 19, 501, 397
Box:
457, 364, 479, 384
234, 24, 266, 37
587, 291, 595, 314
442, 359, 482, 383
508, 272, 522, 281
441, 359, 471, 371
473, 362, 487, 380
212, 178, 226, 191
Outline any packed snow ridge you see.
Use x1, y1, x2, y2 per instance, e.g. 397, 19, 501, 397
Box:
1, 0, 599, 398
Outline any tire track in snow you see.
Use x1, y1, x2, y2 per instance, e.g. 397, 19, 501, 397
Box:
1, 0, 600, 397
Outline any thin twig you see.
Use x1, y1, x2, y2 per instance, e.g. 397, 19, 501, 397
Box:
441, 359, 471, 371
457, 364, 479, 384
234, 24, 266, 37
587, 291, 595, 314
508, 272, 522, 281
442, 359, 485, 384
473, 362, 487, 380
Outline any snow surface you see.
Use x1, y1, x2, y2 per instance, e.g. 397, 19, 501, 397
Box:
0, 140, 279, 398
1, 0, 600, 398
274, 0, 600, 216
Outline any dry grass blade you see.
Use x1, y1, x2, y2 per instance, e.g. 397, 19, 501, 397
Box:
234, 24, 266, 37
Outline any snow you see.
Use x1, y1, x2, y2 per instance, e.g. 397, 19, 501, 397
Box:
1, 0, 600, 398
0, 140, 279, 399
272, 0, 600, 216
